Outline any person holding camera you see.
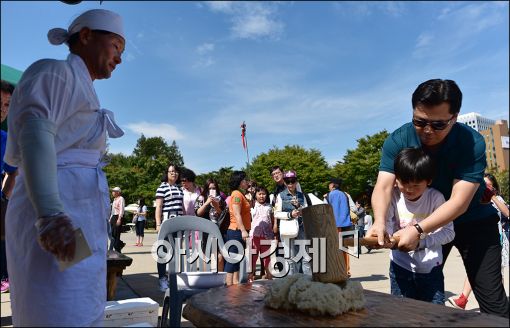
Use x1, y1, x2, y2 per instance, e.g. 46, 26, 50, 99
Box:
195, 178, 226, 270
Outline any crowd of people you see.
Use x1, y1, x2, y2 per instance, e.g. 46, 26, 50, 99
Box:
148, 162, 369, 289
0, 8, 508, 327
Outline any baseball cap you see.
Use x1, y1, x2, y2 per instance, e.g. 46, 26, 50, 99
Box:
112, 186, 121, 192
283, 170, 297, 179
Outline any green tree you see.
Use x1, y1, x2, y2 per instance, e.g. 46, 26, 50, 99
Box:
248, 145, 331, 196
331, 130, 389, 202
104, 135, 185, 206
196, 167, 234, 195
489, 169, 509, 202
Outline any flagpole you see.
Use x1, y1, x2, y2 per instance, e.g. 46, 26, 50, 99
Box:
245, 129, 250, 169
241, 121, 251, 173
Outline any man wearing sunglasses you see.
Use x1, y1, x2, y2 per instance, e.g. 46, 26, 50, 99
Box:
368, 79, 508, 317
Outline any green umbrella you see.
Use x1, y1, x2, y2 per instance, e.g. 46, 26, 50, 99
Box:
1, 64, 23, 86
1, 64, 23, 131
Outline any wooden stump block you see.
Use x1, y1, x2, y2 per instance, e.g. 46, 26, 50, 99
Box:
301, 204, 348, 284
106, 250, 133, 300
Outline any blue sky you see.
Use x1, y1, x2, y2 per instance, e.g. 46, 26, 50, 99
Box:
2, 1, 509, 174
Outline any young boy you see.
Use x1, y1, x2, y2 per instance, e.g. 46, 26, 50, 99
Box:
386, 148, 455, 305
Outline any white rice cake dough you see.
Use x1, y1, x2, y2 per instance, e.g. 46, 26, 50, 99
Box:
264, 274, 365, 316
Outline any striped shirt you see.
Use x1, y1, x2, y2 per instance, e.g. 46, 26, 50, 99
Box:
155, 182, 184, 217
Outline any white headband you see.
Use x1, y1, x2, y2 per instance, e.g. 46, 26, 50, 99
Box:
47, 9, 124, 45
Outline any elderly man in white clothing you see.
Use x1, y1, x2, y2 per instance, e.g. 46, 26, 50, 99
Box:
4, 9, 125, 326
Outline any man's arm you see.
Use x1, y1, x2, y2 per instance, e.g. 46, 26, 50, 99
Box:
367, 171, 396, 246
395, 179, 478, 251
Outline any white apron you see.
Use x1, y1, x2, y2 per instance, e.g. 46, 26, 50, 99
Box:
6, 150, 111, 326
4, 54, 124, 326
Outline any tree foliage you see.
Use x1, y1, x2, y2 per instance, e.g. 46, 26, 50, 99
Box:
104, 135, 185, 206
488, 169, 509, 202
248, 145, 331, 196
331, 130, 389, 202
196, 167, 234, 196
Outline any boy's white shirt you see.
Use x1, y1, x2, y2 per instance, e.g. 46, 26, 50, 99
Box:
386, 187, 455, 274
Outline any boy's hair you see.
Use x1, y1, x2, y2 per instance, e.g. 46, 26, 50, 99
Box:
394, 148, 435, 183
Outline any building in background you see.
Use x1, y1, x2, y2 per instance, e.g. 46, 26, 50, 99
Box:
479, 120, 509, 172
457, 112, 496, 132
457, 112, 509, 172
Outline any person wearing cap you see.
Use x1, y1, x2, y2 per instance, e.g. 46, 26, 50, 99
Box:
3, 9, 126, 326
274, 170, 312, 276
110, 186, 126, 252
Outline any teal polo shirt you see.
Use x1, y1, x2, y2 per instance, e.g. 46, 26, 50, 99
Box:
380, 122, 496, 225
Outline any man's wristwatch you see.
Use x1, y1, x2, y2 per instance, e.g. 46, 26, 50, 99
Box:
414, 223, 428, 240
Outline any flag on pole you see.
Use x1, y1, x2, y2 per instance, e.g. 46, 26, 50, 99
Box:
241, 121, 247, 149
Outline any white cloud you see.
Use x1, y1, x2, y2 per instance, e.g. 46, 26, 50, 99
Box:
203, 1, 284, 40
231, 12, 283, 40
413, 2, 507, 59
382, 2, 406, 17
205, 1, 235, 14
194, 43, 216, 68
197, 42, 215, 54
333, 1, 406, 17
125, 121, 185, 141
192, 57, 215, 68
124, 52, 136, 62
415, 32, 434, 48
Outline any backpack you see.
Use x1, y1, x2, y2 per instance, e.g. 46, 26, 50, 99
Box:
217, 207, 230, 233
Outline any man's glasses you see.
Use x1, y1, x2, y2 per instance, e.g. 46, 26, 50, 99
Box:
412, 115, 455, 131
284, 178, 297, 184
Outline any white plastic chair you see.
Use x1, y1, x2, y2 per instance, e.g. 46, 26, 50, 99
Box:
157, 216, 232, 327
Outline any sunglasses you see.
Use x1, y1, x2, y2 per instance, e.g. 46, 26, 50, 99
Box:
412, 115, 454, 131
284, 178, 297, 184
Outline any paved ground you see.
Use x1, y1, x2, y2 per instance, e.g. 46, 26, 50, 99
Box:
1, 230, 508, 326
